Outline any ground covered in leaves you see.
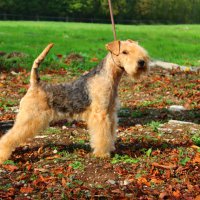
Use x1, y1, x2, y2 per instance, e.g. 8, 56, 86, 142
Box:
0, 66, 200, 199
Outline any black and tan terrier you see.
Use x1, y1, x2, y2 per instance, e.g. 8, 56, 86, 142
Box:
0, 40, 149, 164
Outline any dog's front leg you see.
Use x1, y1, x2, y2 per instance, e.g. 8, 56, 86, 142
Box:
88, 110, 114, 158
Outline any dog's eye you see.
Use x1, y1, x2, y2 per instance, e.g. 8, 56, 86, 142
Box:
122, 50, 128, 55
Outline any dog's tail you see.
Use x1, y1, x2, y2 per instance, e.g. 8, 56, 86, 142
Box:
30, 43, 54, 87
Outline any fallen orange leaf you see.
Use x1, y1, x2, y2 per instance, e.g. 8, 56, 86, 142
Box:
20, 187, 33, 193
46, 154, 61, 160
26, 164, 32, 171
165, 169, 171, 179
90, 57, 99, 62
192, 153, 200, 163
111, 189, 122, 194
137, 177, 150, 187
191, 145, 200, 149
150, 178, 163, 184
152, 162, 177, 169
52, 167, 64, 175
62, 178, 67, 187
173, 190, 181, 198
3, 164, 18, 172
195, 195, 200, 200
56, 54, 63, 59
186, 181, 194, 192
39, 174, 46, 182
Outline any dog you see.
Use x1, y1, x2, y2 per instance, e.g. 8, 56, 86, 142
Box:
0, 40, 149, 164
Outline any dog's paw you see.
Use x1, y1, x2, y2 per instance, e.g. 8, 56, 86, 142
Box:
93, 151, 110, 158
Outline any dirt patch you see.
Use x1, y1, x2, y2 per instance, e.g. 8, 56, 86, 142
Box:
5, 52, 27, 59
76, 159, 117, 187
0, 52, 6, 57
64, 53, 84, 65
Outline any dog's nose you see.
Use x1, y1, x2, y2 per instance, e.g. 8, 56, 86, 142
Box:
138, 60, 145, 67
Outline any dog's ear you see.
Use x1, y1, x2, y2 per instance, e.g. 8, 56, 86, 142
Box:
105, 40, 120, 55
127, 39, 138, 44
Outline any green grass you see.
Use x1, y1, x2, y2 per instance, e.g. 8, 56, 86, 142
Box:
3, 160, 17, 165
69, 161, 84, 170
192, 131, 200, 146
111, 154, 139, 164
44, 127, 62, 135
0, 21, 200, 71
147, 121, 162, 132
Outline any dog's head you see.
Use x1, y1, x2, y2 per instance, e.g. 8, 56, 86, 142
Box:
106, 40, 149, 79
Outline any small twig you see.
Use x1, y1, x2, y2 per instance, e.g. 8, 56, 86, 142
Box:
152, 162, 177, 170
191, 145, 200, 149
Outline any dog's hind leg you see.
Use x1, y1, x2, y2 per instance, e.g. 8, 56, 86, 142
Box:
0, 90, 52, 164
0, 44, 54, 164
0, 117, 48, 164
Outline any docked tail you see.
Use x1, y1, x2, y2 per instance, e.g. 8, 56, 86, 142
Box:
30, 43, 54, 87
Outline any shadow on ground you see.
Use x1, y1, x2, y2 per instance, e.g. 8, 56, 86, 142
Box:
0, 108, 199, 135
119, 107, 200, 126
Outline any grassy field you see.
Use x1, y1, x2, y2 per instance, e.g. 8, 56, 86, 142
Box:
0, 21, 200, 71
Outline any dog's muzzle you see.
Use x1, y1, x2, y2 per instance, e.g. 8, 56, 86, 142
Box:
137, 59, 148, 72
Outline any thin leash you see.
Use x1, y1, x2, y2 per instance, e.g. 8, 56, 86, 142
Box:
108, 0, 117, 41
108, 0, 123, 70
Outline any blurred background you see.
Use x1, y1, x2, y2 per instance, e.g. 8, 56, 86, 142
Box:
1, 0, 200, 24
